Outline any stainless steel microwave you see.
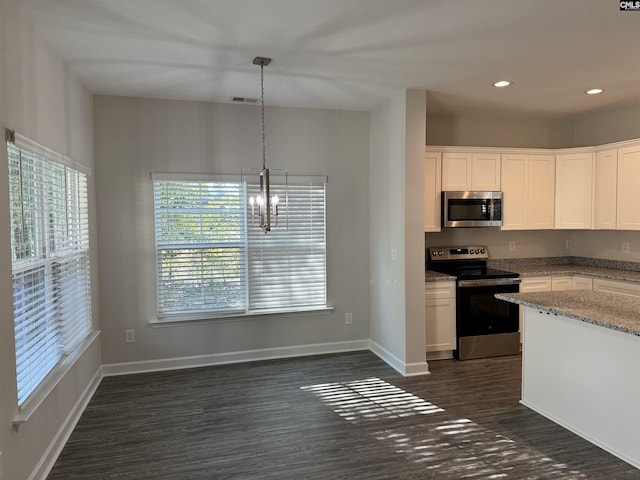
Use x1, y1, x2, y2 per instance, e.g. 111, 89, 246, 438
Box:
441, 191, 502, 228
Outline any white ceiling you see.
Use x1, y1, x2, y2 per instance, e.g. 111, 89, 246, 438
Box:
18, 0, 640, 117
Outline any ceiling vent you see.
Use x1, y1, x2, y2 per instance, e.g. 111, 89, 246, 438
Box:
231, 96, 259, 104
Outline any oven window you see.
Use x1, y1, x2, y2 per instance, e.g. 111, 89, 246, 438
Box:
447, 199, 492, 222
457, 284, 519, 337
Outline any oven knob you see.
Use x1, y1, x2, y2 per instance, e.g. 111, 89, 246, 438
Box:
471, 249, 477, 254
481, 248, 486, 254
437, 251, 443, 256
431, 251, 437, 256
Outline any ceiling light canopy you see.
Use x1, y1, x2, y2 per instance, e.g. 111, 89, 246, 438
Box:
493, 80, 511, 88
585, 88, 603, 95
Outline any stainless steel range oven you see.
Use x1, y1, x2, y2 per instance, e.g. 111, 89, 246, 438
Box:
427, 245, 520, 360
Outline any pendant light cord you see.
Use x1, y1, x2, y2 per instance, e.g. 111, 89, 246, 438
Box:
260, 63, 266, 170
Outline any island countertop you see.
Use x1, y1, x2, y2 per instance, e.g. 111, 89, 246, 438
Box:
496, 290, 640, 337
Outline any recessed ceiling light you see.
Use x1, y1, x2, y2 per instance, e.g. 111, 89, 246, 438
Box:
493, 80, 511, 88
585, 88, 603, 95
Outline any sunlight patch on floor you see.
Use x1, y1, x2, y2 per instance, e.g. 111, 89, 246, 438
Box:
300, 377, 444, 422
302, 377, 588, 479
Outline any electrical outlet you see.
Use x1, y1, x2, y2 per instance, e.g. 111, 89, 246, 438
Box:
623, 242, 630, 254
125, 329, 136, 343
566, 239, 572, 250
345, 313, 353, 325
508, 241, 516, 252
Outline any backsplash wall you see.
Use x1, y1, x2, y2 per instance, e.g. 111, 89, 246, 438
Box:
426, 229, 640, 264
425, 229, 571, 260
572, 230, 640, 263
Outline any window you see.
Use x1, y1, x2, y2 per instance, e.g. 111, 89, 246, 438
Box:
7, 133, 92, 407
152, 173, 327, 319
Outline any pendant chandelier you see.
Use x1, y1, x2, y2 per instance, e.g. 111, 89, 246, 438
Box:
242, 57, 288, 233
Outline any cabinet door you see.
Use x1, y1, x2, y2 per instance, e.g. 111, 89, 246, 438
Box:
424, 152, 442, 232
501, 154, 529, 230
425, 281, 456, 352
471, 152, 501, 190
555, 153, 593, 229
442, 152, 472, 190
425, 297, 456, 352
551, 276, 572, 291
617, 145, 640, 230
528, 154, 555, 229
594, 149, 618, 229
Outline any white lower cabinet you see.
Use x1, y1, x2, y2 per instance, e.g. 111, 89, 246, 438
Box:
425, 281, 456, 356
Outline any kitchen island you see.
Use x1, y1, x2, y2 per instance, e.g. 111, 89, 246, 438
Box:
497, 290, 640, 470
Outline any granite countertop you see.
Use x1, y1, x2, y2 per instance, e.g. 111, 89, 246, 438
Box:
496, 290, 640, 336
425, 270, 456, 282
496, 264, 640, 283
426, 256, 640, 284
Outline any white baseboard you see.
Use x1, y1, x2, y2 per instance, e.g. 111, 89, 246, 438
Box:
102, 339, 371, 376
29, 367, 103, 480
370, 341, 430, 376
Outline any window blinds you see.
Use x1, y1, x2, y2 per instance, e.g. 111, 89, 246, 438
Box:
153, 178, 247, 315
7, 139, 92, 406
247, 180, 327, 311
153, 175, 327, 319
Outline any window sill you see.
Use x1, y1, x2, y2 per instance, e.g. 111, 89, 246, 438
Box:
13, 330, 101, 432
149, 306, 335, 327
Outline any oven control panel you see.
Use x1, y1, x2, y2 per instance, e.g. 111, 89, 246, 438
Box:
428, 245, 488, 261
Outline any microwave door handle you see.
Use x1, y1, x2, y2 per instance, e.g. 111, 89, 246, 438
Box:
489, 199, 494, 221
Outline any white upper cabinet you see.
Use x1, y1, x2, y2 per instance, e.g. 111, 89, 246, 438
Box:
501, 154, 528, 229
424, 152, 442, 232
471, 152, 501, 190
442, 151, 501, 191
555, 152, 593, 229
594, 148, 618, 229
501, 153, 554, 230
442, 152, 471, 190
528, 155, 555, 229
617, 144, 640, 230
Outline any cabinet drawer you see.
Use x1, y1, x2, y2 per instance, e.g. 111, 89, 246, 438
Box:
425, 281, 456, 299
520, 276, 552, 292
551, 276, 572, 291
572, 276, 593, 290
593, 278, 640, 297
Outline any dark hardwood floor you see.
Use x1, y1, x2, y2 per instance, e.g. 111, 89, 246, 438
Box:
47, 352, 640, 479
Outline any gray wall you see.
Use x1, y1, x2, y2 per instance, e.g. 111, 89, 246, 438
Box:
0, 1, 100, 479
570, 103, 640, 147
368, 89, 428, 375
368, 91, 408, 368
426, 113, 562, 148
93, 96, 370, 366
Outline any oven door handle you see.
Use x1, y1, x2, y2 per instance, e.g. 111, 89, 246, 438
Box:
458, 278, 521, 288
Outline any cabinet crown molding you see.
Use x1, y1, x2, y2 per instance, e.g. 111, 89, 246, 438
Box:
426, 137, 640, 155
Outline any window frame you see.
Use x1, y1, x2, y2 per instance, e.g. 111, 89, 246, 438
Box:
7, 132, 93, 410
151, 172, 330, 323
